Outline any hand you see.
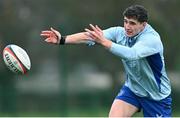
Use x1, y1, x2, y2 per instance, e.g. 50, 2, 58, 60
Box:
84, 24, 104, 44
40, 27, 61, 44
85, 24, 112, 48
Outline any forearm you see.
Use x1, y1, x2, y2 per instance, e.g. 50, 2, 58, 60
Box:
110, 42, 137, 60
109, 42, 159, 60
100, 38, 112, 49
65, 32, 90, 44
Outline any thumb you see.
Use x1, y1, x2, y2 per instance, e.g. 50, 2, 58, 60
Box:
50, 27, 55, 31
50, 27, 59, 34
50, 27, 61, 39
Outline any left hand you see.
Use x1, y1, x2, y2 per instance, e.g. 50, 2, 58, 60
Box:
84, 24, 112, 48
84, 24, 105, 44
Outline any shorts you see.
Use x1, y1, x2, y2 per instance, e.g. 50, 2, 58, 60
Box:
115, 85, 172, 117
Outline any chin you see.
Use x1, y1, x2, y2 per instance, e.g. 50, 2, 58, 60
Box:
126, 34, 133, 37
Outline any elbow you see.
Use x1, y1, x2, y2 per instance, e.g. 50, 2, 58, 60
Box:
118, 52, 138, 60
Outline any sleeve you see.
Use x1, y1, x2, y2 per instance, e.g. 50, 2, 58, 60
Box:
109, 34, 163, 60
103, 27, 123, 42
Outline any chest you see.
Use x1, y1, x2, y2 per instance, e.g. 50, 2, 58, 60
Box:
115, 36, 139, 47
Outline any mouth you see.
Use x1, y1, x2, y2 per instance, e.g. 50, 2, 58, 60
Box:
126, 30, 133, 36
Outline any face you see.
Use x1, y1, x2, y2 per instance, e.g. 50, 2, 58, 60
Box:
124, 17, 146, 37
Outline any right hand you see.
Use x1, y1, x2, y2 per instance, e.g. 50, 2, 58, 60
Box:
40, 27, 61, 44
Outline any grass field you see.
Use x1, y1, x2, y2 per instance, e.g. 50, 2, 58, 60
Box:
0, 107, 179, 117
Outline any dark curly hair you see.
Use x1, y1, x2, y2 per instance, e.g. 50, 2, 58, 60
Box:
123, 5, 148, 23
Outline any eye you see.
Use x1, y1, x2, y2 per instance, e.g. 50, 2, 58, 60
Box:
124, 19, 128, 24
129, 21, 136, 25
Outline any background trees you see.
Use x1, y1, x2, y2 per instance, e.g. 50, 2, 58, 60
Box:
0, 0, 179, 116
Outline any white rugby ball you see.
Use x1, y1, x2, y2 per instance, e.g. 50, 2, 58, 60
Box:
3, 44, 31, 74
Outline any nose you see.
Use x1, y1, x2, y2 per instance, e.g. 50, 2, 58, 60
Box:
125, 23, 131, 30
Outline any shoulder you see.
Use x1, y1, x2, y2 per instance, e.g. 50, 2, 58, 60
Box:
139, 24, 161, 43
142, 24, 160, 38
138, 25, 163, 51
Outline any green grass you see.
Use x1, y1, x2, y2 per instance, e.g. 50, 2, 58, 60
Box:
0, 107, 179, 117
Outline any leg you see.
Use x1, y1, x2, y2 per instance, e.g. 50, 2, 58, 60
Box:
109, 85, 141, 117
109, 99, 139, 117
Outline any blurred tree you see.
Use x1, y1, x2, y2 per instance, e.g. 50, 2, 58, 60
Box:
0, 0, 180, 116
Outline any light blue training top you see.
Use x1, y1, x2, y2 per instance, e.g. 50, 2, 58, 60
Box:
87, 24, 171, 101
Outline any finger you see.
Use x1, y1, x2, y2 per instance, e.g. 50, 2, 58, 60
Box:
40, 33, 50, 37
89, 24, 98, 32
51, 27, 59, 35
45, 37, 56, 43
95, 25, 102, 32
45, 38, 51, 42
84, 32, 95, 39
85, 29, 97, 39
89, 24, 101, 36
50, 27, 56, 32
41, 31, 52, 34
50, 27, 61, 39
85, 28, 96, 36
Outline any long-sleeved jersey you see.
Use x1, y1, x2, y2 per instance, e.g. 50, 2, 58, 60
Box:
87, 24, 171, 100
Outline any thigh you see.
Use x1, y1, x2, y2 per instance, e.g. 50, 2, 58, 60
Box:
109, 99, 139, 117
109, 85, 141, 117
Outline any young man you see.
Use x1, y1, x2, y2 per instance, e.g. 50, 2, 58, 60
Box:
40, 5, 172, 117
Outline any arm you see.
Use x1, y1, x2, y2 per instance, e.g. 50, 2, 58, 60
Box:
85, 24, 162, 60
65, 32, 92, 44
110, 41, 159, 60
40, 27, 91, 44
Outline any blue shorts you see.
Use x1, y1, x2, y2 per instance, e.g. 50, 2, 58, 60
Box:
115, 85, 172, 117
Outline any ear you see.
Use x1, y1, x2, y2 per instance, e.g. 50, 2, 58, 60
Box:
142, 22, 147, 27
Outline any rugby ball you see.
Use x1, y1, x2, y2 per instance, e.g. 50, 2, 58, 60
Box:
3, 44, 31, 74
